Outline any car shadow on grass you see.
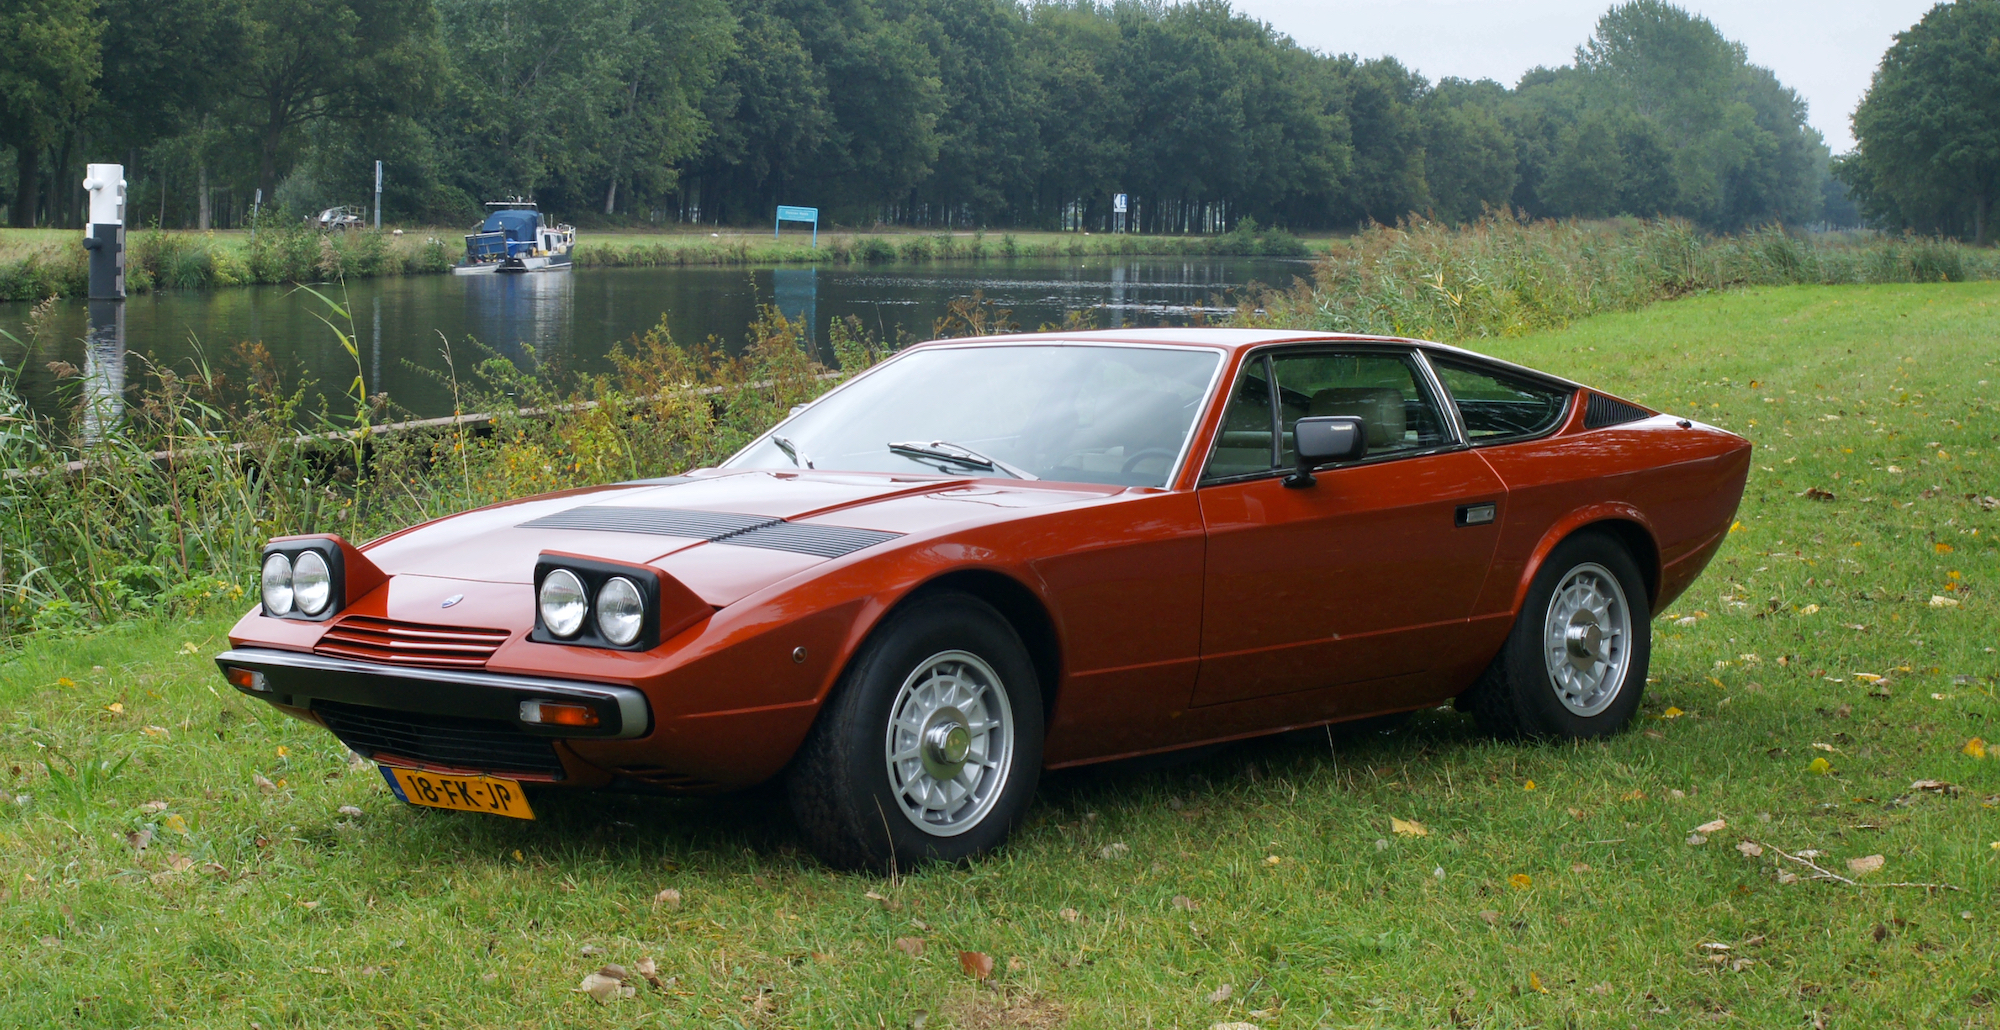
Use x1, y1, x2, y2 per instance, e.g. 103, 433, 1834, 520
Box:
364, 706, 1498, 871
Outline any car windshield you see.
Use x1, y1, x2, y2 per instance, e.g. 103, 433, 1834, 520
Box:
724, 344, 1223, 487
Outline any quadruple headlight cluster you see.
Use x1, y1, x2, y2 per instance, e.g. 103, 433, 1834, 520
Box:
259, 539, 345, 621
531, 555, 662, 651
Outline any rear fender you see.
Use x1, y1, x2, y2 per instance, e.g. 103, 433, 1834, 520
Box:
1509, 504, 1662, 616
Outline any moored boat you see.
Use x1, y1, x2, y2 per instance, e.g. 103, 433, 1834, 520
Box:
455, 200, 575, 274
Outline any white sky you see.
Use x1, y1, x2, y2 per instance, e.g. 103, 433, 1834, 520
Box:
1229, 0, 1941, 152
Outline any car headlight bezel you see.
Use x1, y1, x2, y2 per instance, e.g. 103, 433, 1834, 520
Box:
537, 568, 588, 638
595, 576, 645, 646
531, 554, 662, 651
261, 552, 295, 616
259, 538, 348, 622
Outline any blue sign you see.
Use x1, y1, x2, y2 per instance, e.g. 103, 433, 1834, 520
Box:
775, 205, 819, 247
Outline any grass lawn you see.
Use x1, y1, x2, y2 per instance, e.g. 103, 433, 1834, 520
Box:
1, 282, 1996, 1028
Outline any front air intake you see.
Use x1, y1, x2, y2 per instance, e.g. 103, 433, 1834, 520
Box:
1584, 393, 1651, 429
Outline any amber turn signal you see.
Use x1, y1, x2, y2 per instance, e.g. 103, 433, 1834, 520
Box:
223, 667, 269, 693
518, 699, 599, 728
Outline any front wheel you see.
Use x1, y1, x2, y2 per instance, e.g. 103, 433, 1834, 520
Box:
1461, 531, 1651, 739
787, 592, 1043, 871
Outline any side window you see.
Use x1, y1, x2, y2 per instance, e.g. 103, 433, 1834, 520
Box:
1270, 351, 1451, 465
1432, 358, 1571, 443
1200, 356, 1277, 482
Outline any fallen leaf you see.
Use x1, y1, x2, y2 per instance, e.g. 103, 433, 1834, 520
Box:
202, 862, 228, 877
1931, 595, 1960, 608
1207, 983, 1234, 1003
275, 745, 289, 758
1059, 907, 1080, 923
1566, 807, 1587, 819
1621, 789, 1647, 801
1812, 742, 1839, 753
1777, 871, 1799, 885
579, 945, 606, 957
1686, 833, 1709, 846
894, 937, 925, 958
958, 950, 995, 980
1662, 707, 1685, 719
1528, 971, 1548, 994
1263, 855, 1282, 865
653, 888, 681, 908
299, 901, 319, 910
1737, 841, 1764, 858
1588, 983, 1613, 996
1571, 862, 1592, 873
1509, 873, 1532, 889
1524, 780, 1537, 791
1846, 854, 1885, 877
1699, 942, 1732, 952
138, 800, 168, 814
511, 849, 525, 863
1935, 542, 1954, 554
252, 773, 276, 793
1477, 910, 1499, 925
577, 971, 633, 1003
163, 813, 188, 835
125, 828, 153, 851
1209, 1024, 1259, 1030
1910, 779, 1955, 792
1808, 757, 1832, 775
1097, 842, 1129, 860
1391, 817, 1428, 837
1172, 895, 1199, 911
1675, 616, 1698, 626
337, 805, 363, 817
141, 725, 169, 739
1801, 487, 1835, 501
1801, 603, 1821, 615
1695, 818, 1727, 833
1965, 738, 1988, 760
104, 702, 125, 715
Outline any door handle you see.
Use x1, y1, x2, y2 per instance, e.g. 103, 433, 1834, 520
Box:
1455, 502, 1497, 527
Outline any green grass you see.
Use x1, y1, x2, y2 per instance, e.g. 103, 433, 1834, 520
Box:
2, 282, 1997, 1027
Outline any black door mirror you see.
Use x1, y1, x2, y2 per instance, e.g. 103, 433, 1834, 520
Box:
1284, 415, 1367, 488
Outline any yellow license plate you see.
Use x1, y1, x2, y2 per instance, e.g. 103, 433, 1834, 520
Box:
380, 766, 535, 820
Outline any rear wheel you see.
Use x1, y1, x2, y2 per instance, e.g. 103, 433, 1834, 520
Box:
1461, 531, 1651, 739
787, 593, 1043, 871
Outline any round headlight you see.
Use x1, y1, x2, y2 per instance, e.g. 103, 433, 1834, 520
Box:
261, 552, 294, 616
595, 576, 645, 646
538, 569, 587, 638
293, 550, 332, 615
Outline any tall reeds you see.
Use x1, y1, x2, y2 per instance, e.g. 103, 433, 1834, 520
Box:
1241, 215, 2000, 342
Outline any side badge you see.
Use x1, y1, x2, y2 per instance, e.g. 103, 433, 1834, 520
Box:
441, 594, 464, 608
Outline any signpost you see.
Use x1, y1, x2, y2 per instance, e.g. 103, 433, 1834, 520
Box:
374, 160, 383, 229
775, 204, 819, 247
1113, 193, 1128, 234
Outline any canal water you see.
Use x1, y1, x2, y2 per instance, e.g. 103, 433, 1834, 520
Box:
6, 256, 1312, 423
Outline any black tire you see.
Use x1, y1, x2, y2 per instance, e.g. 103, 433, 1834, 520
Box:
1460, 530, 1651, 739
786, 592, 1044, 871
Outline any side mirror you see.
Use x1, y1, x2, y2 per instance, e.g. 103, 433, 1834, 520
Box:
1283, 416, 1367, 488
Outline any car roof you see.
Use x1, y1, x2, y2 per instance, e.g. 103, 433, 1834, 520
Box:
905, 328, 1583, 390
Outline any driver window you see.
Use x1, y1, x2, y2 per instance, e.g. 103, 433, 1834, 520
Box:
1270, 351, 1450, 465
1200, 356, 1278, 482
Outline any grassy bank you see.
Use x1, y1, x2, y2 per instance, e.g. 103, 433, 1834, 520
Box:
0, 221, 1311, 301
1, 282, 1995, 1026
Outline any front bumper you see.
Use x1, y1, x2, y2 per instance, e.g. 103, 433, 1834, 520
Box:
214, 648, 652, 740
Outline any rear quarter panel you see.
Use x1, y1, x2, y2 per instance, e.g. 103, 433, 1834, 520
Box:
1474, 412, 1752, 619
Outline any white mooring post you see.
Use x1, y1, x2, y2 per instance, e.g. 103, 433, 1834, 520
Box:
374, 160, 383, 230
80, 164, 128, 443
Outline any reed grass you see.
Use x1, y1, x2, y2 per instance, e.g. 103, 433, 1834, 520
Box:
1241, 215, 2000, 343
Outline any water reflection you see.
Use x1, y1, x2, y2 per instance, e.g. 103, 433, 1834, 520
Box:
9, 255, 1308, 422
79, 300, 125, 444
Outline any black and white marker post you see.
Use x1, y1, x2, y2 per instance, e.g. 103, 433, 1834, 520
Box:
80, 164, 127, 443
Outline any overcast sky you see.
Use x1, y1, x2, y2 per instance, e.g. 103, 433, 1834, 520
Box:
1228, 0, 1941, 153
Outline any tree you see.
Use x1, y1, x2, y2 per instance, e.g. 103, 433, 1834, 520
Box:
0, 0, 101, 226
1843, 0, 2000, 244
232, 0, 443, 203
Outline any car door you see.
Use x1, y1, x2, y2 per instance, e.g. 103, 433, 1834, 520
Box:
1192, 346, 1505, 708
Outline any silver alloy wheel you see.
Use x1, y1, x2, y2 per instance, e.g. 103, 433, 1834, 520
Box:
1542, 561, 1632, 717
883, 649, 1015, 837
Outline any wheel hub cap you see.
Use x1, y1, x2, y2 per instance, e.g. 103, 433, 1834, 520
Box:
920, 709, 973, 779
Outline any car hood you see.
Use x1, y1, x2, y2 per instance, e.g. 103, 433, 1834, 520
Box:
360, 470, 1125, 606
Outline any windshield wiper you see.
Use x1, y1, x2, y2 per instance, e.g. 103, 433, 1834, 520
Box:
771, 434, 813, 469
887, 440, 1037, 480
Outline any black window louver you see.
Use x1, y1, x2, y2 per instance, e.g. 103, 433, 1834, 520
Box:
1584, 393, 1651, 429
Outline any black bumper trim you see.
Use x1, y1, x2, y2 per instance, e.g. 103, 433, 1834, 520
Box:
214, 647, 650, 739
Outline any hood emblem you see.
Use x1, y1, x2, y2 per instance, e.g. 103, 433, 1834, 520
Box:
440, 594, 463, 608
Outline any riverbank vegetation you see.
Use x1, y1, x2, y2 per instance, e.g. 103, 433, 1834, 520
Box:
4, 1, 1877, 239
5, 214, 1999, 628
1, 283, 1995, 1026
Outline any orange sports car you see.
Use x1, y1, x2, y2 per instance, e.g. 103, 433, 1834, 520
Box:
216, 329, 1749, 869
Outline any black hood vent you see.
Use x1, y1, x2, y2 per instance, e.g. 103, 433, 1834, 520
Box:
518, 505, 901, 559
1584, 393, 1651, 429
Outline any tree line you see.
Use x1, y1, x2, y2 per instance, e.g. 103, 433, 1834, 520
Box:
0, 0, 1956, 238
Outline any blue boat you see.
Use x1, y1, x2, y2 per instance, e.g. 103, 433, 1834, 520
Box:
456, 200, 576, 274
